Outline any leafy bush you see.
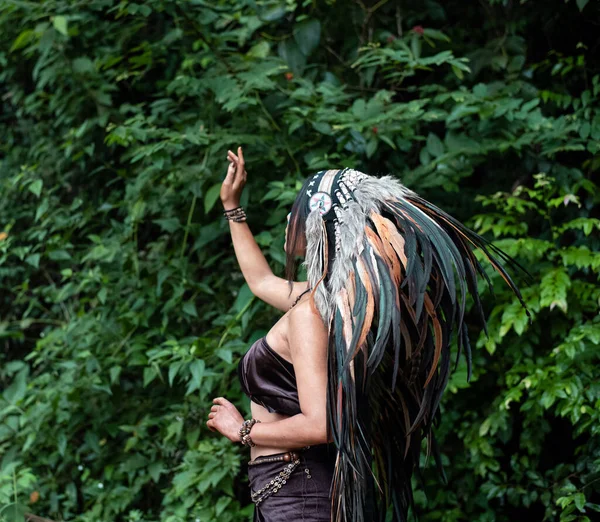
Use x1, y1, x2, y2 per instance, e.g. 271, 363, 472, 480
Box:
1, 0, 598, 521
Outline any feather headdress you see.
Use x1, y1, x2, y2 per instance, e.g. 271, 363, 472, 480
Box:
286, 169, 529, 522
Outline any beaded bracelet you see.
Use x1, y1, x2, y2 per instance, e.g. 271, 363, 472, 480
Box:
239, 418, 261, 447
223, 206, 247, 222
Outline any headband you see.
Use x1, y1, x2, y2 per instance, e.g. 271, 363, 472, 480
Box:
306, 168, 368, 219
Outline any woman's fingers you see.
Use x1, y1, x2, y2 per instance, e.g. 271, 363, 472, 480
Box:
232, 148, 245, 189
223, 164, 235, 186
227, 152, 238, 170
235, 148, 244, 179
227, 152, 237, 169
223, 147, 246, 195
238, 147, 247, 182
224, 149, 238, 183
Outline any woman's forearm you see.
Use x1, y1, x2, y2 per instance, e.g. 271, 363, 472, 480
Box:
226, 217, 273, 290
248, 413, 330, 448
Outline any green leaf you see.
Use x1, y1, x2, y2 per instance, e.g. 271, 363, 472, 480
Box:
109, 366, 121, 384
148, 461, 164, 483
366, 137, 378, 158
48, 249, 71, 261
10, 29, 34, 52
183, 300, 198, 317
53, 15, 68, 36
573, 492, 586, 511
143, 367, 158, 387
422, 29, 450, 42
576, 0, 589, 12
521, 98, 540, 113
153, 217, 181, 233
426, 132, 445, 157
294, 20, 321, 56
473, 83, 488, 97
157, 267, 173, 297
168, 362, 183, 386
29, 180, 43, 197
233, 283, 254, 314
172, 469, 197, 494
3, 368, 28, 403
72, 57, 95, 74
0, 504, 27, 521
189, 359, 205, 391
165, 419, 183, 441
411, 34, 422, 60
378, 134, 397, 150
247, 41, 270, 58
25, 253, 40, 268
215, 496, 232, 517
278, 39, 306, 75
579, 122, 590, 139
451, 64, 464, 79
540, 268, 571, 313
186, 428, 200, 448
312, 121, 333, 135
216, 349, 232, 364
204, 183, 221, 213
259, 5, 286, 21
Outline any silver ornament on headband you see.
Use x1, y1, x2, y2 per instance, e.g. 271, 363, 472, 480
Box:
308, 191, 333, 215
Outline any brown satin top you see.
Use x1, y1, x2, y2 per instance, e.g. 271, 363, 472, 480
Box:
237, 337, 301, 416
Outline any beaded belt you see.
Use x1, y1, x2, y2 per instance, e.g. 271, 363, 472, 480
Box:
248, 447, 312, 505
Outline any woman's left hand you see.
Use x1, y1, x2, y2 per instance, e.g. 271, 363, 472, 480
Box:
207, 397, 245, 442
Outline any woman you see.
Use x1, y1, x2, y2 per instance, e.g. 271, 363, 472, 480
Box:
207, 147, 335, 522
206, 147, 528, 522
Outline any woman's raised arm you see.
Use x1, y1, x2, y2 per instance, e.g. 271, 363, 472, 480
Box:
221, 147, 309, 313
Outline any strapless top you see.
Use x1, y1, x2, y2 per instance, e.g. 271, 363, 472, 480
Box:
237, 337, 301, 416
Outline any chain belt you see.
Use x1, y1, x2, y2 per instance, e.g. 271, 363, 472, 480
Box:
249, 447, 312, 505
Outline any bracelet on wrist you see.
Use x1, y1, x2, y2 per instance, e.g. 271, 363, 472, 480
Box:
239, 418, 261, 447
223, 206, 247, 222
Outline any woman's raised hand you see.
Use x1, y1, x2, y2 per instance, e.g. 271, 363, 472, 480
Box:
220, 146, 247, 209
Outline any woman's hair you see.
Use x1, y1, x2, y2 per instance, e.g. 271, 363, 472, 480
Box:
283, 175, 314, 294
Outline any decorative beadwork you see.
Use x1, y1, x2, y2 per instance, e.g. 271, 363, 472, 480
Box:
239, 418, 261, 447
223, 206, 247, 222
309, 191, 333, 215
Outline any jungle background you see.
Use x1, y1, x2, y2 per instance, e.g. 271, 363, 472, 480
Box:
1, 0, 599, 521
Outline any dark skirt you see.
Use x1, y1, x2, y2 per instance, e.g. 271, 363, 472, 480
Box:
248, 443, 338, 522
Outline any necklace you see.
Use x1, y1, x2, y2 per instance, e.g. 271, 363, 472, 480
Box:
289, 287, 312, 310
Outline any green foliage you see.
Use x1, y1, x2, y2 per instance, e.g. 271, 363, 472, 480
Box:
1, 0, 599, 521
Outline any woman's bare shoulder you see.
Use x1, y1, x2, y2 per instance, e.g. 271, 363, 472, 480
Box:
287, 298, 328, 338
